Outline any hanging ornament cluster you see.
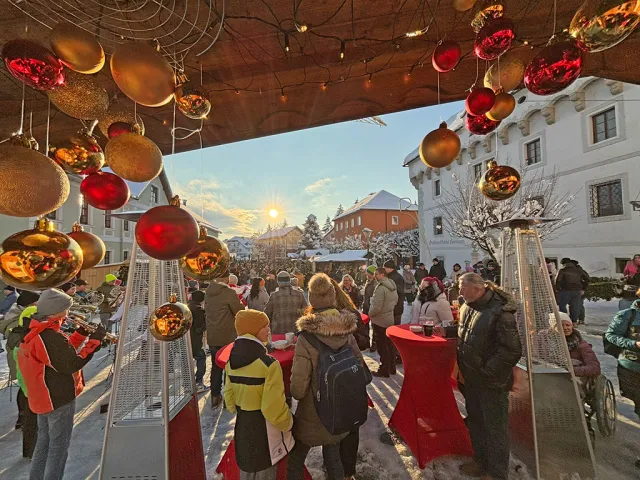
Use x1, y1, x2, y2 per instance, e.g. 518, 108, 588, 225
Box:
419, 122, 462, 169
570, 0, 640, 53
49, 22, 105, 74
432, 41, 461, 72
524, 34, 584, 96
180, 226, 231, 281
80, 171, 131, 211
478, 160, 521, 201
52, 128, 105, 175
105, 133, 163, 183
67, 223, 106, 270
3, 40, 65, 91
149, 294, 193, 342
175, 73, 212, 120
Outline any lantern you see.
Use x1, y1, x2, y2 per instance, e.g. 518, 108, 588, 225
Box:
80, 172, 131, 210
478, 159, 521, 200
466, 87, 496, 116
2, 39, 65, 91
149, 294, 193, 341
180, 226, 231, 281
466, 113, 501, 135
474, 17, 515, 60
419, 121, 461, 168
67, 223, 106, 270
432, 41, 462, 72
524, 35, 583, 96
570, 0, 640, 52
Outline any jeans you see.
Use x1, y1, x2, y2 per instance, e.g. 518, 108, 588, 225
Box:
18, 390, 38, 458
287, 441, 344, 480
194, 348, 206, 383
339, 428, 360, 477
30, 400, 76, 480
209, 346, 223, 396
373, 325, 394, 375
557, 290, 582, 322
461, 383, 510, 480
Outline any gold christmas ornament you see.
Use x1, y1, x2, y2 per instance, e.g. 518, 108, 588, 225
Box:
97, 101, 145, 138
486, 91, 516, 121
471, 0, 505, 32
0, 218, 83, 291
110, 42, 175, 107
175, 74, 211, 120
52, 129, 105, 175
419, 122, 461, 169
0, 136, 70, 218
453, 0, 478, 12
484, 56, 525, 92
105, 133, 163, 182
180, 226, 230, 281
49, 22, 105, 74
47, 69, 109, 120
478, 160, 521, 201
570, 0, 640, 52
67, 223, 105, 270
149, 294, 193, 341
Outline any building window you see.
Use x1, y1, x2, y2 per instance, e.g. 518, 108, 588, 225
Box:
434, 179, 441, 197
104, 210, 112, 229
589, 179, 623, 218
123, 220, 129, 231
151, 185, 159, 203
80, 197, 89, 225
525, 138, 542, 166
391, 216, 399, 226
351, 218, 354, 227
104, 251, 111, 265
345, 221, 348, 231
592, 107, 616, 143
473, 163, 482, 180
615, 258, 629, 274
45, 210, 57, 220
433, 217, 443, 235
123, 250, 129, 262
484, 158, 494, 171
357, 216, 361, 226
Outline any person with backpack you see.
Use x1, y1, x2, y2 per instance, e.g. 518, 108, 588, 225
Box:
288, 273, 369, 480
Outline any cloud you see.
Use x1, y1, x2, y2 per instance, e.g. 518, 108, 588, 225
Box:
304, 178, 333, 194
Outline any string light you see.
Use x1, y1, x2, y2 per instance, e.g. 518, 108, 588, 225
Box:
296, 23, 308, 33
340, 41, 345, 60
285, 33, 290, 52
406, 27, 428, 38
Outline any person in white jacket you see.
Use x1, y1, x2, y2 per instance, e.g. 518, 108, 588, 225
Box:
409, 277, 454, 326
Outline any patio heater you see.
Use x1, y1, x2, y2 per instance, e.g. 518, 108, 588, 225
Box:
100, 212, 206, 479
493, 218, 595, 480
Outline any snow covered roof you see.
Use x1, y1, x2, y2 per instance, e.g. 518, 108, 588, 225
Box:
334, 190, 417, 220
256, 226, 302, 240
226, 236, 253, 247
298, 248, 330, 258
314, 249, 368, 263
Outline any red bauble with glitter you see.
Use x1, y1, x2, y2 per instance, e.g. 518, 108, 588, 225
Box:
474, 17, 515, 60
432, 40, 461, 72
465, 87, 496, 116
80, 171, 130, 210
2, 40, 65, 91
108, 122, 138, 139
466, 113, 501, 135
524, 35, 583, 96
135, 198, 199, 261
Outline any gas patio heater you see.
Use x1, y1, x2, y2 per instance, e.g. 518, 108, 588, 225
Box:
492, 218, 595, 480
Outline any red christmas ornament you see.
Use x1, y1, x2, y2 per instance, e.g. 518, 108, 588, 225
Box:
135, 196, 199, 261
466, 113, 501, 135
108, 122, 138, 139
80, 171, 130, 210
432, 40, 461, 72
474, 17, 515, 60
524, 35, 583, 96
2, 40, 65, 91
466, 87, 496, 116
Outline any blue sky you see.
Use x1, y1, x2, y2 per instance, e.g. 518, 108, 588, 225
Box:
166, 101, 463, 238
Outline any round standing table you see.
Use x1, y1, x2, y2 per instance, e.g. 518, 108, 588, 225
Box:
387, 325, 472, 469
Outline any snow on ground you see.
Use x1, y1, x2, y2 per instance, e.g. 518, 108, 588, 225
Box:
0, 301, 638, 479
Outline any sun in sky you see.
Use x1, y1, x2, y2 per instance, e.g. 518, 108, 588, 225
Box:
269, 208, 279, 218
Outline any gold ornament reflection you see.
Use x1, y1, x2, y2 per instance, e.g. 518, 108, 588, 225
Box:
52, 130, 104, 175
149, 294, 193, 341
471, 0, 505, 32
67, 223, 105, 270
180, 227, 230, 281
478, 160, 521, 201
570, 0, 640, 52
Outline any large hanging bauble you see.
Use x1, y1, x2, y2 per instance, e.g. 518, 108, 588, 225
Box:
47, 69, 109, 120
486, 91, 516, 121
454, 0, 478, 12
97, 101, 145, 138
484, 56, 525, 92
471, 0, 504, 32
110, 42, 175, 107
0, 137, 69, 218
67, 223, 105, 270
52, 130, 104, 175
419, 121, 461, 169
466, 113, 501, 135
135, 196, 199, 261
478, 160, 521, 201
474, 17, 515, 60
0, 218, 83, 291
80, 172, 130, 210
2, 40, 65, 91
466, 87, 496, 116
524, 35, 584, 96
432, 40, 462, 72
149, 294, 193, 341
175, 79, 211, 119
569, 0, 640, 52
180, 226, 231, 281
49, 22, 105, 74
105, 133, 163, 183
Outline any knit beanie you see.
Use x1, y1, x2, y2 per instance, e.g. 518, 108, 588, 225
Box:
383, 260, 396, 269
277, 271, 291, 285
308, 273, 337, 309
17, 291, 40, 307
229, 274, 238, 285
235, 309, 270, 337
366, 265, 376, 275
34, 289, 73, 319
105, 273, 117, 283
3, 285, 15, 292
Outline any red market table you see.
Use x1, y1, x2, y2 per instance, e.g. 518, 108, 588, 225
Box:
386, 325, 472, 469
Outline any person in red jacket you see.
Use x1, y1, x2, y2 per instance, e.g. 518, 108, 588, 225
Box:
18, 288, 106, 480
560, 312, 601, 379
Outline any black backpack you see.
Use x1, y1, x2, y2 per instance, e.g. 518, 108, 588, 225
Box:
300, 332, 371, 435
603, 309, 635, 358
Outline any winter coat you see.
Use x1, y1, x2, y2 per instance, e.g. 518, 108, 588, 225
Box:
290, 308, 363, 447
188, 300, 206, 356
567, 334, 601, 377
97, 282, 118, 314
0, 302, 23, 336
369, 277, 398, 328
457, 287, 522, 391
428, 263, 447, 281
403, 270, 417, 294
348, 308, 370, 351
414, 268, 428, 285
264, 286, 308, 334
224, 335, 294, 472
0, 291, 17, 315
410, 293, 454, 326
205, 282, 244, 347
265, 278, 278, 296
362, 279, 377, 314
342, 285, 362, 309
605, 300, 640, 373
247, 287, 270, 312
295, 273, 305, 289
556, 263, 589, 292
483, 267, 501, 285
387, 270, 405, 316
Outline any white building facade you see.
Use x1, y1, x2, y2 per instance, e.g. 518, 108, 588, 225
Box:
226, 236, 253, 259
405, 77, 640, 278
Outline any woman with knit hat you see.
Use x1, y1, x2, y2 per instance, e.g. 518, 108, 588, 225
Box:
409, 277, 454, 326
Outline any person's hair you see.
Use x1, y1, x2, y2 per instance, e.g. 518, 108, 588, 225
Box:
375, 267, 386, 276
339, 274, 355, 289
250, 277, 263, 299
453, 263, 461, 271
330, 278, 357, 311
191, 290, 205, 303
459, 272, 486, 286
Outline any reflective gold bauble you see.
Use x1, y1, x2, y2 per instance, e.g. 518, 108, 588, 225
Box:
570, 0, 640, 52
0, 138, 70, 218
419, 121, 461, 169
105, 133, 163, 182
483, 56, 525, 92
453, 0, 478, 12
486, 92, 516, 121
47, 69, 109, 120
180, 226, 231, 281
478, 160, 521, 201
0, 218, 83, 291
67, 223, 105, 270
110, 42, 175, 107
97, 101, 145, 138
50, 22, 105, 74
175, 82, 211, 119
471, 0, 504, 32
52, 129, 104, 175
149, 294, 193, 341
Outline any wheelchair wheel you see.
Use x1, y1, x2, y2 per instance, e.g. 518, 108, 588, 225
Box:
595, 376, 616, 437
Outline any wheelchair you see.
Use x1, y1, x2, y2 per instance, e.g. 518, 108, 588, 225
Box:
581, 374, 617, 442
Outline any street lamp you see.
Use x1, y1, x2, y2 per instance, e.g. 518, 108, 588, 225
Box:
362, 228, 372, 266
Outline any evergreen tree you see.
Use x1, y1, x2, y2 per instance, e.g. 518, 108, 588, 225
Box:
322, 216, 332, 234
266, 224, 272, 232
335, 204, 344, 218
299, 214, 323, 249
280, 218, 289, 228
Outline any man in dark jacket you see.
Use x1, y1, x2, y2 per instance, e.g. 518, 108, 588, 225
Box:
428, 258, 447, 281
414, 263, 428, 285
188, 290, 207, 392
484, 260, 501, 285
0, 285, 17, 315
264, 271, 308, 334
363, 266, 378, 352
384, 260, 405, 324
457, 273, 522, 480
571, 259, 588, 325
556, 258, 590, 325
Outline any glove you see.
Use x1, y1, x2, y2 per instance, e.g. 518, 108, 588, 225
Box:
75, 325, 91, 337
89, 324, 108, 342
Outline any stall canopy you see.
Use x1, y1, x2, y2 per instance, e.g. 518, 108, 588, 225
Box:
314, 250, 368, 263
